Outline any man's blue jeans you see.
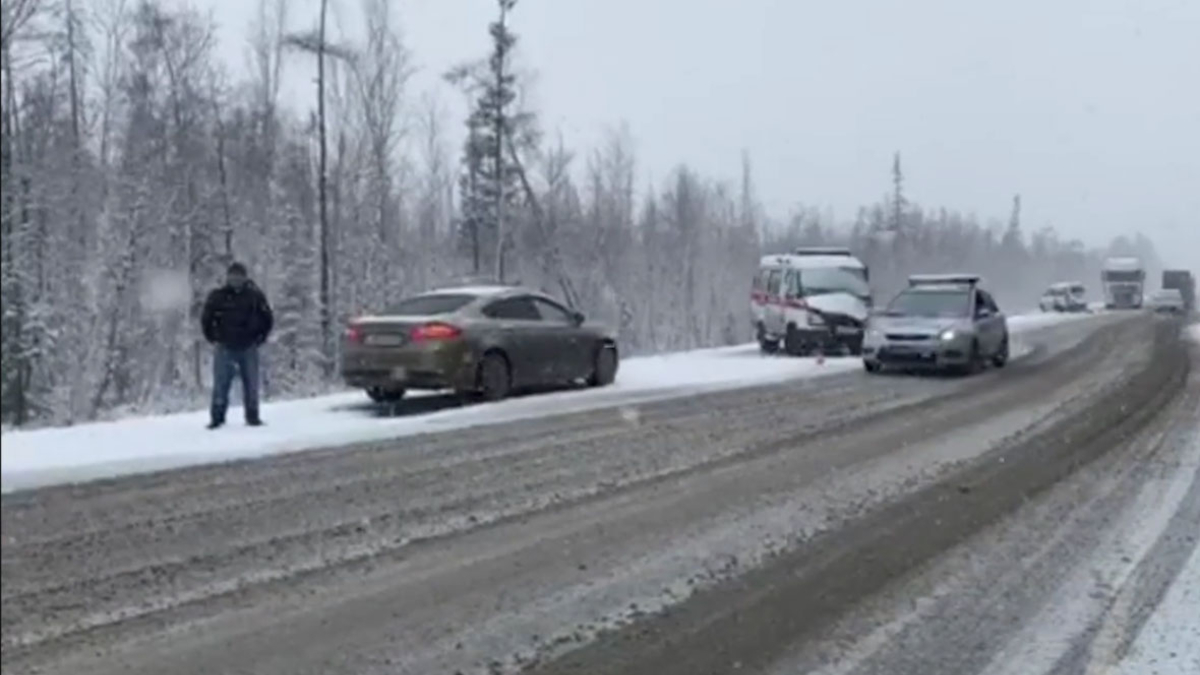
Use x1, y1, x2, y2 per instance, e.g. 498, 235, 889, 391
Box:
211, 345, 261, 424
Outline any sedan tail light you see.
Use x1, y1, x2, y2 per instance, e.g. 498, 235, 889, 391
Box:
344, 323, 364, 344
411, 322, 462, 342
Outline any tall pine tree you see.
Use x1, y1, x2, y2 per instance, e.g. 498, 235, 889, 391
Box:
451, 0, 532, 281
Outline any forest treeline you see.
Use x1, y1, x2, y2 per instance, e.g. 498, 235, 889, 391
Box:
0, 0, 1161, 425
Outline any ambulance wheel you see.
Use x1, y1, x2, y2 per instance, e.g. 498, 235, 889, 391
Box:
757, 323, 779, 354
784, 324, 807, 356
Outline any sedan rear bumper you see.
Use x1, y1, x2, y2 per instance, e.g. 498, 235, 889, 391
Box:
341, 345, 477, 391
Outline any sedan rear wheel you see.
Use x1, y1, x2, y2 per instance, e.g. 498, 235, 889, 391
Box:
478, 353, 512, 402
589, 344, 618, 387
366, 386, 406, 403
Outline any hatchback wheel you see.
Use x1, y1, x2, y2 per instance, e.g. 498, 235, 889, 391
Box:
478, 353, 512, 401
589, 344, 618, 387
992, 336, 1010, 368
963, 339, 985, 375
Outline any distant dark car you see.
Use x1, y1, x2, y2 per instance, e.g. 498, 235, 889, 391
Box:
341, 285, 619, 402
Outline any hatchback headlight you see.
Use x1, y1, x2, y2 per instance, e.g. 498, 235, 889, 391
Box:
939, 329, 957, 341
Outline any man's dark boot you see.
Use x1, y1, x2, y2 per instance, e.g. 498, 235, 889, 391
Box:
246, 417, 264, 427
207, 419, 224, 430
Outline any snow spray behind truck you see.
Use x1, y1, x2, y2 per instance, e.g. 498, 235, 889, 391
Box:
1161, 269, 1195, 312
1101, 257, 1145, 309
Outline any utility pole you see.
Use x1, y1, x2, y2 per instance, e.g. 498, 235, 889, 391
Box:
492, 0, 515, 283
285, 0, 352, 374
316, 0, 331, 371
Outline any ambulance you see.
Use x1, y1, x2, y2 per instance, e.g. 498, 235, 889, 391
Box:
751, 247, 872, 355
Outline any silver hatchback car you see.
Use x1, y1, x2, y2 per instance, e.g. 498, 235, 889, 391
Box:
862, 274, 1010, 374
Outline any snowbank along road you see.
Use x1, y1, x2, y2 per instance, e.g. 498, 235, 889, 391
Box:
0, 311, 1085, 492
2, 312, 1196, 675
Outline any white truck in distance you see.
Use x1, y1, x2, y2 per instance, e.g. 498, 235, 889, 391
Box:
1101, 256, 1145, 310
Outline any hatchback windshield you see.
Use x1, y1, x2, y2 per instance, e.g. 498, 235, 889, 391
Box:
800, 267, 870, 299
385, 294, 476, 316
885, 289, 970, 318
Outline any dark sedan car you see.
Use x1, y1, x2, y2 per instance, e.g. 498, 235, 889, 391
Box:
341, 285, 619, 402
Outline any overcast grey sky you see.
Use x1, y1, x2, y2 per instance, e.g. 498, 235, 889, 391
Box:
205, 0, 1199, 272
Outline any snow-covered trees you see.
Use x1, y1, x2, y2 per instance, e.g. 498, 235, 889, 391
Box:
0, 1, 1162, 427
447, 0, 533, 281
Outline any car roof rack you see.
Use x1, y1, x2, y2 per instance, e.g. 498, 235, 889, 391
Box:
907, 273, 982, 287
792, 246, 853, 257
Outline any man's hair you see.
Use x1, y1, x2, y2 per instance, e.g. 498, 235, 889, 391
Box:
227, 262, 248, 276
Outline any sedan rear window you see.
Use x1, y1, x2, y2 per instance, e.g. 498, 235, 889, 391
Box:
384, 294, 475, 316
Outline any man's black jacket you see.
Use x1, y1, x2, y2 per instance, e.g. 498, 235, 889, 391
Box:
201, 281, 274, 350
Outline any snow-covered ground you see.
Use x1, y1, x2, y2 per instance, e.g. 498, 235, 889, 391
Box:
1114, 545, 1200, 675
1112, 322, 1200, 673
0, 346, 857, 492
1112, 356, 1200, 675
0, 311, 1092, 492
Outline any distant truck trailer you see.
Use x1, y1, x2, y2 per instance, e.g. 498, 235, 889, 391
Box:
1161, 269, 1195, 312
1101, 257, 1145, 310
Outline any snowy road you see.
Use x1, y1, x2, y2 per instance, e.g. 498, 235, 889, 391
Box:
3, 311, 1195, 675
0, 311, 1088, 492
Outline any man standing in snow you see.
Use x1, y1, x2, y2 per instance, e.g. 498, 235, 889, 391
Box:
201, 262, 274, 429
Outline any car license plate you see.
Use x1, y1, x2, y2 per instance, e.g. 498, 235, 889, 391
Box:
364, 333, 404, 346
390, 366, 407, 379
835, 326, 860, 336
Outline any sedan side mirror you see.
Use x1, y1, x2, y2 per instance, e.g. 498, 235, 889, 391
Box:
571, 311, 586, 326
976, 308, 993, 319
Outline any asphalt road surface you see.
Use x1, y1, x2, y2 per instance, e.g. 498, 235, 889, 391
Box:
2, 313, 1195, 675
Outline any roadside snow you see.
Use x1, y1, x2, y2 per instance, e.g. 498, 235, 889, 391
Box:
0, 312, 1088, 492
1, 345, 859, 492
1110, 370, 1200, 675
1006, 310, 1096, 332
1113, 545, 1200, 675
1188, 322, 1200, 344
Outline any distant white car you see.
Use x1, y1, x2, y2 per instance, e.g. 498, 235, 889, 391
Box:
1038, 282, 1088, 313
1147, 288, 1185, 315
